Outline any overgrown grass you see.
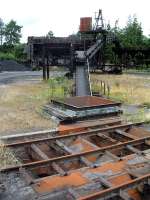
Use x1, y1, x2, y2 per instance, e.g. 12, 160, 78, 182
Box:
47, 77, 73, 100
91, 74, 150, 106
26, 77, 72, 102
123, 108, 150, 123
91, 73, 150, 123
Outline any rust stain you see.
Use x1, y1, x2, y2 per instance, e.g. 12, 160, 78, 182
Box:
109, 173, 131, 185
109, 174, 142, 200
34, 171, 89, 193
58, 124, 87, 135
63, 96, 118, 108
128, 189, 142, 200
71, 138, 98, 152
33, 156, 136, 194
128, 127, 150, 138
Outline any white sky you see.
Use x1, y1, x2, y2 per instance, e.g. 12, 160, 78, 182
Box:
0, 0, 150, 42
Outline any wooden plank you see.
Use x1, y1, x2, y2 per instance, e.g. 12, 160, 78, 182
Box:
31, 144, 49, 160
126, 145, 142, 155
55, 140, 73, 154
80, 156, 93, 167
97, 133, 117, 143
51, 162, 67, 176
99, 176, 112, 188
50, 143, 67, 154
105, 150, 120, 161
115, 129, 138, 140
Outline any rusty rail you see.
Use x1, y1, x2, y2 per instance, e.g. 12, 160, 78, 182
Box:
78, 173, 150, 200
2, 122, 143, 148
1, 134, 150, 172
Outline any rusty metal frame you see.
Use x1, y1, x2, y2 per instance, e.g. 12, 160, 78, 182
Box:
51, 97, 121, 110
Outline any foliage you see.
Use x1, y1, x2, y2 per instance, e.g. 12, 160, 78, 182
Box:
4, 20, 22, 45
120, 16, 144, 48
0, 52, 15, 60
0, 18, 24, 61
104, 16, 150, 65
0, 18, 4, 45
48, 77, 72, 99
0, 44, 26, 61
14, 43, 26, 61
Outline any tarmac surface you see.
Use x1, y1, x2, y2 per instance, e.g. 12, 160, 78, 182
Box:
0, 71, 42, 84
0, 71, 66, 85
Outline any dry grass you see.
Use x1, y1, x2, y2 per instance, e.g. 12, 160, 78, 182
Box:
91, 74, 150, 105
0, 81, 57, 136
91, 73, 150, 122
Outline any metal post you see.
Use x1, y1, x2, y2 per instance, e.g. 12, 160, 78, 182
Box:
103, 81, 106, 95
47, 58, 49, 80
43, 64, 46, 80
42, 45, 46, 80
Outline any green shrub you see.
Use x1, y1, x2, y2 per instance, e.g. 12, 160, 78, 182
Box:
0, 52, 15, 60
48, 77, 72, 99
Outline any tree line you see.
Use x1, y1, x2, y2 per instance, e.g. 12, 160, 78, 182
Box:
103, 16, 150, 68
0, 15, 150, 65
108, 15, 150, 48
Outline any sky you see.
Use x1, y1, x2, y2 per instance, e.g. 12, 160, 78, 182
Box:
0, 0, 150, 42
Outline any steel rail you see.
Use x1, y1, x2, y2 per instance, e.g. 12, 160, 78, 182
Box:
1, 134, 150, 172
78, 173, 150, 200
0, 117, 121, 141
3, 122, 143, 148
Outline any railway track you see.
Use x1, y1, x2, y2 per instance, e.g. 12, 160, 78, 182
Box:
1, 122, 150, 200
2, 121, 142, 147
1, 117, 122, 144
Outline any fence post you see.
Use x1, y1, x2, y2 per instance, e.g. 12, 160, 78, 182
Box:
103, 81, 106, 95
107, 85, 110, 97
100, 80, 102, 92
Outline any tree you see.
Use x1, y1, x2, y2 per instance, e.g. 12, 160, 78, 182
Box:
4, 20, 22, 45
46, 30, 54, 38
0, 18, 4, 45
14, 43, 26, 61
121, 16, 144, 47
